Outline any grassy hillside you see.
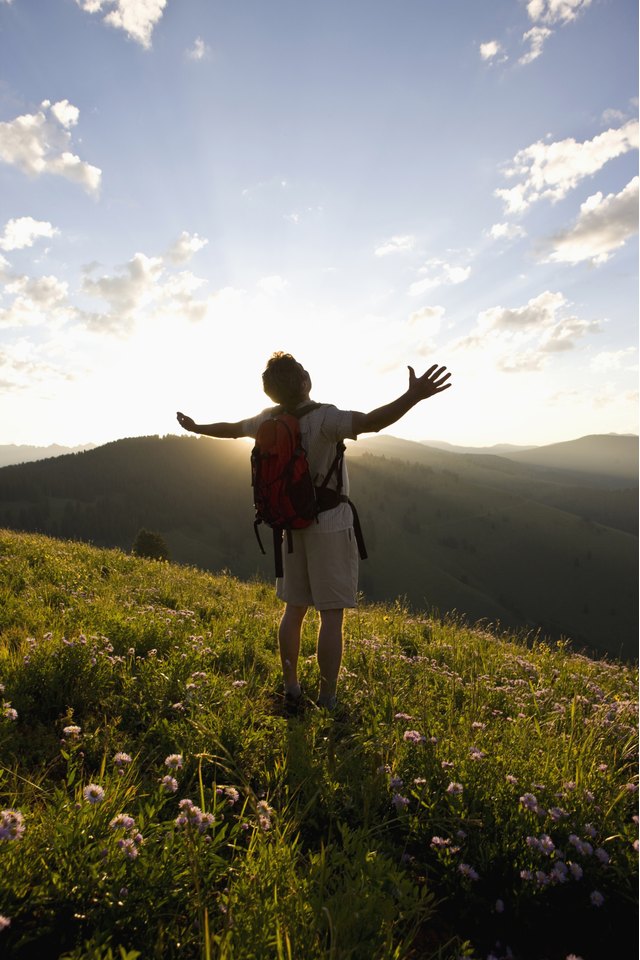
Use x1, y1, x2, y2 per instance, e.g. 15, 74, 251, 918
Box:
0, 530, 637, 960
0, 435, 637, 659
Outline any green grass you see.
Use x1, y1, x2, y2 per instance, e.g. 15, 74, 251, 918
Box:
0, 529, 637, 960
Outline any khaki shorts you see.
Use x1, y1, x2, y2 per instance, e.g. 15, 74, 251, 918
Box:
276, 526, 359, 610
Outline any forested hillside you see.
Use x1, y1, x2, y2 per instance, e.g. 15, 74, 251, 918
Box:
0, 433, 637, 660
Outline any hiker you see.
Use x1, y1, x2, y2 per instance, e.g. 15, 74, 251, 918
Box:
176, 352, 451, 711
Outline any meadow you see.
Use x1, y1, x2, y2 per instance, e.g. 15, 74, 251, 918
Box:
0, 528, 637, 960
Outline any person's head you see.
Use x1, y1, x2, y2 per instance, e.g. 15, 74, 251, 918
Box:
262, 352, 311, 406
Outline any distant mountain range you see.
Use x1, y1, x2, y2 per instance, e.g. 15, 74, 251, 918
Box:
0, 443, 96, 468
0, 433, 637, 660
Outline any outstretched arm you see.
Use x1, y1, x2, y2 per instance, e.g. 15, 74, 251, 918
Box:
176, 412, 246, 439
351, 364, 451, 436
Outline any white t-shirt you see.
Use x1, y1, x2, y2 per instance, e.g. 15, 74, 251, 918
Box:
240, 403, 358, 532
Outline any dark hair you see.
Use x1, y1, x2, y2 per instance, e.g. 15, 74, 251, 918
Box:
262, 352, 307, 406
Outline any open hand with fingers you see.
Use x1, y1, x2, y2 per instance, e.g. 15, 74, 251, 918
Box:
407, 364, 452, 401
176, 411, 196, 432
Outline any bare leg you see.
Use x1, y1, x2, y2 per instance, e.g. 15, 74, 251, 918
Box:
278, 603, 307, 696
317, 608, 344, 705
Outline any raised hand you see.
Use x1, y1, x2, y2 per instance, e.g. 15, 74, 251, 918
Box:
176, 411, 196, 432
407, 364, 452, 400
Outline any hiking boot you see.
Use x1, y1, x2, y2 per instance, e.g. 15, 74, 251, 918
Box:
315, 695, 337, 712
284, 690, 303, 717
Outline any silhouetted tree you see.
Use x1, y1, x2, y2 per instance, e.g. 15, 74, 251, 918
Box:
132, 529, 169, 561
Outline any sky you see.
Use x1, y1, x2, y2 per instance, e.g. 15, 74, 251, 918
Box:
0, 0, 638, 449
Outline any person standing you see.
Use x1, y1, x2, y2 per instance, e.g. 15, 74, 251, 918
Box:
177, 352, 451, 711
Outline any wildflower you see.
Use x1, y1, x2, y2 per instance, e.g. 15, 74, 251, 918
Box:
392, 793, 410, 811
113, 752, 132, 768
446, 782, 463, 796
0, 810, 25, 842
109, 814, 136, 831
2, 704, 17, 721
495, 899, 505, 914
175, 798, 216, 834
118, 837, 140, 859
0, 916, 10, 931
594, 847, 610, 865
232, 680, 247, 688
63, 725, 81, 739
441, 760, 454, 769
568, 862, 583, 881
376, 764, 391, 775
539, 834, 555, 855
505, 774, 518, 785
469, 746, 486, 760
160, 775, 178, 793
550, 862, 568, 884
519, 793, 539, 813
83, 784, 105, 805
394, 712, 413, 721
413, 777, 426, 785
256, 799, 274, 831
569, 835, 593, 857
165, 754, 183, 770
590, 890, 605, 907
430, 836, 451, 849
172, 702, 185, 712
535, 870, 550, 887
390, 775, 404, 789
549, 806, 569, 822
218, 786, 240, 805
403, 729, 425, 744
471, 721, 486, 730
458, 863, 479, 881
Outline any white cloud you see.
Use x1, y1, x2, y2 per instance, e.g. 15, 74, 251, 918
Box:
0, 339, 74, 391
489, 222, 527, 241
50, 99, 80, 129
480, 40, 504, 62
166, 231, 208, 265
186, 37, 210, 61
455, 290, 600, 372
590, 347, 637, 372
408, 258, 471, 296
526, 0, 592, 25
0, 100, 102, 195
0, 217, 59, 252
1, 273, 74, 330
76, 0, 167, 49
541, 177, 638, 264
519, 26, 552, 65
495, 120, 639, 214
374, 235, 416, 257
81, 252, 164, 329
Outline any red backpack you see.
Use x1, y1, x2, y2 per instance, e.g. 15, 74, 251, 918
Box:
250, 403, 366, 576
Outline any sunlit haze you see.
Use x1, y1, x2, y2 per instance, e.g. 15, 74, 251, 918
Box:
0, 0, 637, 448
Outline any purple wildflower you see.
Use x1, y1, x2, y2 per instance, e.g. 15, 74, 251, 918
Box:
392, 793, 410, 811
109, 814, 136, 831
590, 890, 605, 907
403, 730, 425, 744
160, 775, 178, 793
113, 752, 132, 768
446, 782, 463, 796
164, 754, 183, 770
0, 810, 25, 842
83, 784, 105, 805
458, 863, 479, 881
